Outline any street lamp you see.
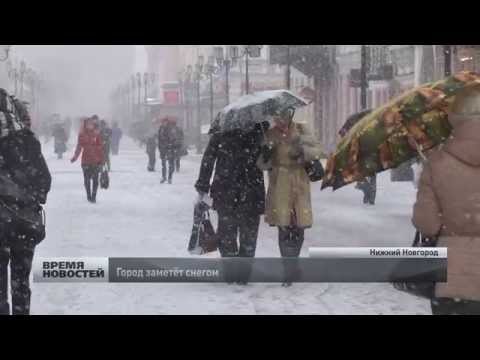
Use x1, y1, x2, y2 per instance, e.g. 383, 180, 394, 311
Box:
0, 45, 11, 62
143, 72, 148, 103
131, 75, 136, 120
229, 45, 263, 95
183, 65, 193, 137
19, 61, 26, 99
136, 72, 141, 107
213, 46, 231, 105
194, 56, 205, 153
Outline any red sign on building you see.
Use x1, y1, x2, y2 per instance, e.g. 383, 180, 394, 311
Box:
164, 90, 180, 105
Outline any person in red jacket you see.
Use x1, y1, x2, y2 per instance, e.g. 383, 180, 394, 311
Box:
70, 116, 104, 203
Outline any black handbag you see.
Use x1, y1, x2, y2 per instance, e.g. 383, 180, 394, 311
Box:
392, 231, 438, 299
305, 159, 325, 182
0, 199, 46, 247
189, 202, 218, 255
100, 166, 109, 189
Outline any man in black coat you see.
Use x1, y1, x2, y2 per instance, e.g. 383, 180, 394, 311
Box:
158, 118, 181, 184
195, 122, 268, 283
0, 91, 51, 315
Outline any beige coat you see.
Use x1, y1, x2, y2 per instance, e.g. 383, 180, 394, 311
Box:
413, 114, 480, 301
258, 123, 323, 228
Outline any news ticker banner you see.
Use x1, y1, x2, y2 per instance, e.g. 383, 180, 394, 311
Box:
33, 247, 447, 283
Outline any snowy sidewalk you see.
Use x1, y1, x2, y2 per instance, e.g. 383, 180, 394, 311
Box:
32, 137, 431, 314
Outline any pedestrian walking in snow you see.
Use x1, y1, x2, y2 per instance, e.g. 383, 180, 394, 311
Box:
0, 89, 52, 315
171, 119, 185, 172
258, 108, 323, 287
111, 121, 123, 155
99, 119, 112, 171
71, 117, 104, 203
52, 122, 68, 159
413, 85, 480, 315
195, 122, 268, 284
158, 117, 180, 184
146, 134, 157, 172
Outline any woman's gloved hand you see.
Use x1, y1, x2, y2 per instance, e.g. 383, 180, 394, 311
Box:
261, 141, 275, 163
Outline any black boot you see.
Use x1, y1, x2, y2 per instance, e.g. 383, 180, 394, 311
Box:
85, 186, 92, 202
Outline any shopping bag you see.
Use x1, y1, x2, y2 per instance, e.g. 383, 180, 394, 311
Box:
188, 201, 218, 255
100, 166, 109, 189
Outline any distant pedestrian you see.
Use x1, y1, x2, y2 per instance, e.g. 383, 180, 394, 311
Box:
71, 117, 104, 203
158, 117, 180, 184
99, 119, 112, 171
146, 134, 157, 172
52, 123, 68, 159
170, 118, 184, 172
111, 121, 123, 155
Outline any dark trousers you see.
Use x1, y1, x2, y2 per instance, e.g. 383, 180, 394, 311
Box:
431, 297, 480, 315
175, 156, 181, 172
147, 150, 156, 171
357, 175, 377, 205
111, 142, 119, 155
278, 226, 305, 283
82, 165, 100, 201
217, 212, 260, 283
0, 245, 35, 315
160, 152, 175, 182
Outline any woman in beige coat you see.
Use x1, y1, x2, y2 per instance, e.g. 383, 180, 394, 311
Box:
413, 85, 480, 315
258, 108, 323, 285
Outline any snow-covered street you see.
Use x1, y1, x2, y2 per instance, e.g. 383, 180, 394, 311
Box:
32, 136, 432, 315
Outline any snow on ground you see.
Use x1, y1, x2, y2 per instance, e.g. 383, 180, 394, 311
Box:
31, 136, 431, 315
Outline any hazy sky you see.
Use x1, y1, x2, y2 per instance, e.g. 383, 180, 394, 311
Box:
13, 45, 136, 118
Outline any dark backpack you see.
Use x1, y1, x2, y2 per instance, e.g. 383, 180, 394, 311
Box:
0, 91, 51, 246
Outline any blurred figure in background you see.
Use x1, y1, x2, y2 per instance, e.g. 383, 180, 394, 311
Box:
171, 118, 185, 172
158, 117, 181, 184
146, 133, 157, 172
52, 122, 68, 160
111, 121, 123, 155
99, 119, 112, 171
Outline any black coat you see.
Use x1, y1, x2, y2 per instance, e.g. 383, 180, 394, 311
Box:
195, 126, 266, 216
0, 129, 51, 206
158, 124, 182, 156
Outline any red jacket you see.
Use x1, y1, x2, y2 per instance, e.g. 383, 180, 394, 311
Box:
72, 129, 104, 166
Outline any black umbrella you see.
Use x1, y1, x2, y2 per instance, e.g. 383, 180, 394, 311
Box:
210, 90, 308, 134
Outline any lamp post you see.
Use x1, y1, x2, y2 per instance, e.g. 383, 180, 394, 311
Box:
143, 72, 148, 104
230, 45, 263, 95
183, 65, 193, 142
213, 46, 231, 105
285, 45, 291, 90
131, 75, 136, 120
360, 45, 369, 110
19, 61, 26, 99
443, 45, 452, 77
195, 56, 204, 154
